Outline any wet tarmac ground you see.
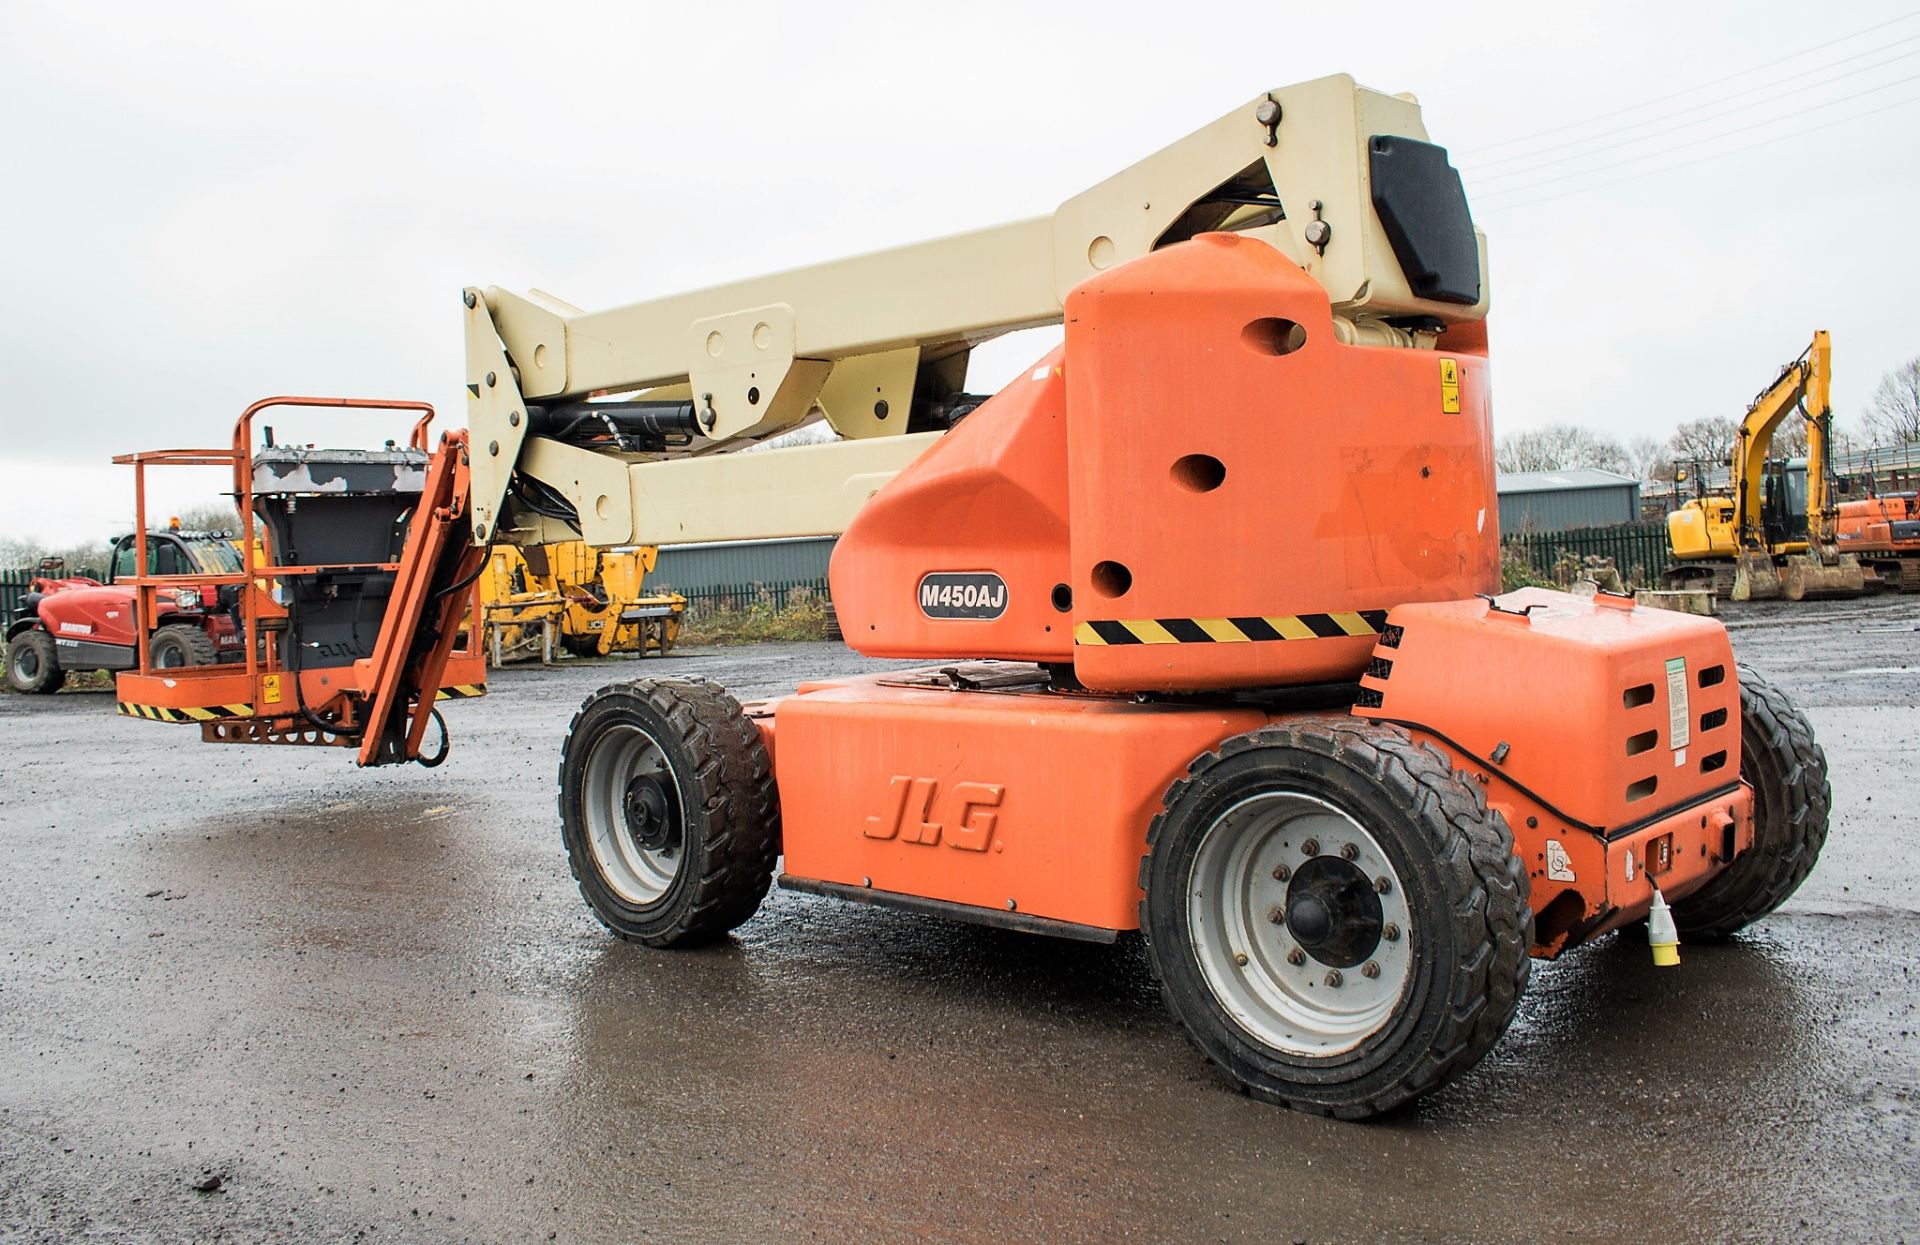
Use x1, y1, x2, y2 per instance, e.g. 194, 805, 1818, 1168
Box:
1, 597, 1916, 1244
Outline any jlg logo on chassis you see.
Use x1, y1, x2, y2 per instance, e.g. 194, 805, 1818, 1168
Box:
863, 777, 1005, 851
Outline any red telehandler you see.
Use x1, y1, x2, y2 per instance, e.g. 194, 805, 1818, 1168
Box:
112, 75, 1828, 1118
6, 529, 246, 693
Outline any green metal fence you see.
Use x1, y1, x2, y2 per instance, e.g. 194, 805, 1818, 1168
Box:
1, 568, 29, 622
664, 578, 831, 618
1504, 522, 1670, 588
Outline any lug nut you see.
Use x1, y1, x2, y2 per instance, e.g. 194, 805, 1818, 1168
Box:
1382, 922, 1400, 942
1287, 947, 1306, 966
1340, 842, 1359, 861
1362, 961, 1381, 979
1324, 969, 1343, 988
1268, 906, 1286, 925
1233, 951, 1249, 967
1301, 838, 1320, 856
1272, 863, 1291, 882
1374, 875, 1393, 895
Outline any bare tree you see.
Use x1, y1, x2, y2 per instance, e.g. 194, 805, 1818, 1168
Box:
1667, 416, 1739, 471
172, 502, 243, 533
1625, 435, 1668, 482
1495, 424, 1630, 474
1864, 357, 1920, 447
1771, 417, 1810, 458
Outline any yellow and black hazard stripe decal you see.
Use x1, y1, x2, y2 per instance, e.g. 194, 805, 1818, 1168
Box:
117, 702, 256, 722
1074, 610, 1388, 646
435, 684, 487, 700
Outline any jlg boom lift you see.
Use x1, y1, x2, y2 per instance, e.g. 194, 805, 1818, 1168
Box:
114, 76, 1829, 1117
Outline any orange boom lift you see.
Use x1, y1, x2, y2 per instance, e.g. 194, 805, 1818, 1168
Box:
116, 76, 1830, 1118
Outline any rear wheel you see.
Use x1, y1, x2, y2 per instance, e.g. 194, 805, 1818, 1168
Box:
6, 629, 65, 694
558, 677, 779, 947
1141, 719, 1531, 1119
148, 623, 216, 669
1671, 664, 1829, 939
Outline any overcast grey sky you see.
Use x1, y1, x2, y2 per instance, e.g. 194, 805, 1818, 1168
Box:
2, 0, 1917, 542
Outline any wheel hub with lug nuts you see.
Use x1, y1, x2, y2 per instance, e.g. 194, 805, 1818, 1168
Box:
622, 775, 677, 852
582, 724, 685, 905
1188, 792, 1414, 1057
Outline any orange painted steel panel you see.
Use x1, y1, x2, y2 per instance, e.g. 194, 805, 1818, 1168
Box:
831, 348, 1073, 662
832, 232, 1500, 692
773, 671, 1270, 931
1356, 588, 1743, 834
1065, 233, 1499, 692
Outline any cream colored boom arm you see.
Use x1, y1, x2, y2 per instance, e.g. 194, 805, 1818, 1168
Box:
463, 73, 1489, 547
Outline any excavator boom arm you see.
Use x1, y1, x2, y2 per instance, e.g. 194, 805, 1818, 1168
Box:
1733, 330, 1831, 547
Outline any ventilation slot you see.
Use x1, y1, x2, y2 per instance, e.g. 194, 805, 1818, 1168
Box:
1700, 750, 1728, 774
1626, 730, 1658, 756
1623, 683, 1656, 709
1699, 664, 1726, 688
1366, 656, 1394, 680
1626, 776, 1658, 803
1378, 624, 1404, 649
1700, 707, 1728, 732
1356, 688, 1384, 709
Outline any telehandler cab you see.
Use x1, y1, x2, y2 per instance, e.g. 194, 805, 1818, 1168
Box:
114, 75, 1829, 1117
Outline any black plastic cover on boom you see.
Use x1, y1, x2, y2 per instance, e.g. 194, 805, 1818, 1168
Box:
1366, 135, 1480, 307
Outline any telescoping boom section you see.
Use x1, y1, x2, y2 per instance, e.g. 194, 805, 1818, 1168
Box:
112, 397, 488, 767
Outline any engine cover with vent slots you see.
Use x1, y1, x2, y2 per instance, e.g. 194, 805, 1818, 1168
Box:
1354, 587, 1742, 834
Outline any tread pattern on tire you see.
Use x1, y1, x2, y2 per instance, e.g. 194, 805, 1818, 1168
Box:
558, 676, 780, 947
1140, 717, 1533, 1119
149, 622, 217, 668
1671, 663, 1830, 940
6, 629, 65, 694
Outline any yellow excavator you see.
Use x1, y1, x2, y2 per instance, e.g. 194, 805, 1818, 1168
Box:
477, 541, 684, 664
1664, 331, 1864, 601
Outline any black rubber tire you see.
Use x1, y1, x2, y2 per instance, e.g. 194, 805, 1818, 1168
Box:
1670, 664, 1830, 940
148, 623, 217, 669
1140, 718, 1533, 1119
558, 677, 780, 947
6, 629, 65, 694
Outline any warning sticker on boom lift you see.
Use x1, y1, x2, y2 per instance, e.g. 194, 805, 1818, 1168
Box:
1665, 657, 1690, 750
1439, 357, 1461, 413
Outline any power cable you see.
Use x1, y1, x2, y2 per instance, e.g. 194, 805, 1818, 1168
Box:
1459, 9, 1920, 155
1475, 90, 1920, 216
1466, 34, 1920, 174
1473, 69, 1920, 203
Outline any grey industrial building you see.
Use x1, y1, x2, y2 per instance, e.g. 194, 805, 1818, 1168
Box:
1494, 469, 1643, 534
650, 469, 1649, 596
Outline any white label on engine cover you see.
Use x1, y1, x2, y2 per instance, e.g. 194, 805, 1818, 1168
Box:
58, 621, 92, 635
1665, 657, 1690, 750
1545, 840, 1575, 883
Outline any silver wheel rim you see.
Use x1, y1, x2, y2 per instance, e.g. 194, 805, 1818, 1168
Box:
154, 644, 183, 669
1187, 792, 1413, 1057
581, 723, 684, 905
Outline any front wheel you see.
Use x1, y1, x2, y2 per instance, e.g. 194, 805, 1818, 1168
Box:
6, 629, 65, 694
149, 623, 216, 669
558, 677, 780, 947
1141, 719, 1532, 1119
1670, 664, 1830, 939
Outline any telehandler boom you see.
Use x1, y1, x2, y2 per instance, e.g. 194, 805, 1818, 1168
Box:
115, 75, 1830, 1118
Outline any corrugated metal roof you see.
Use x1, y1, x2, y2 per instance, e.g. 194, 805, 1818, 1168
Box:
1495, 468, 1640, 495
